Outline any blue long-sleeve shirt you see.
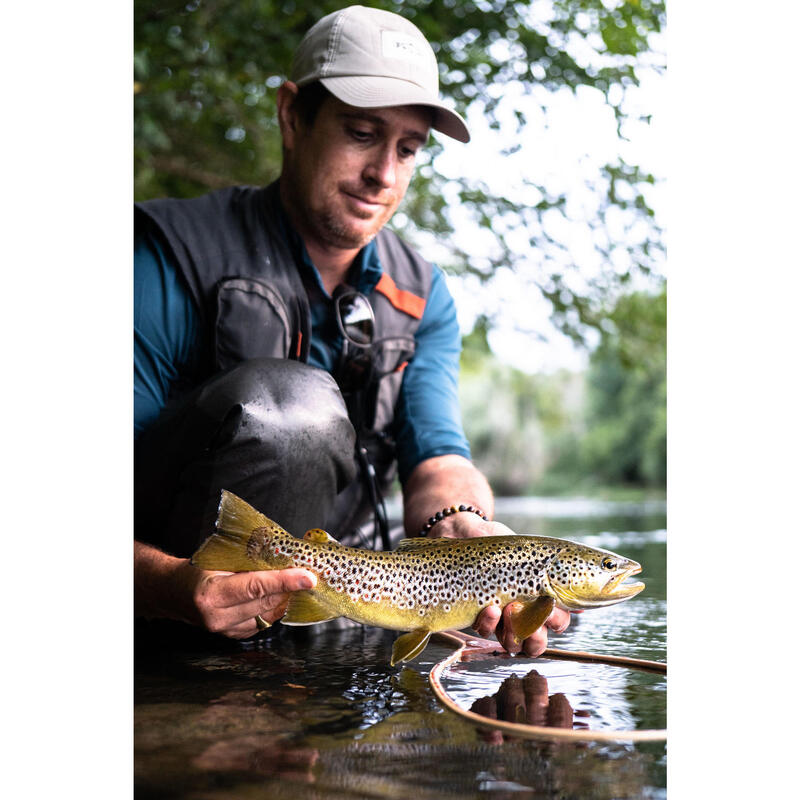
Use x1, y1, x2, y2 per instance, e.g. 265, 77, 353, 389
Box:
134, 223, 471, 485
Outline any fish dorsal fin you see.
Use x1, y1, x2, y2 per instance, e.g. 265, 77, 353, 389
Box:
303, 528, 339, 544
394, 537, 444, 551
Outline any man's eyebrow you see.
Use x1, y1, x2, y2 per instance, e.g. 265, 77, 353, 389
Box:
338, 110, 430, 143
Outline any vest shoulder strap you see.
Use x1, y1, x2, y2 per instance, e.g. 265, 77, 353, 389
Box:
135, 184, 311, 367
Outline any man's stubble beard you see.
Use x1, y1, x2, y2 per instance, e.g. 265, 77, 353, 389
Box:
282, 168, 398, 251
315, 206, 382, 250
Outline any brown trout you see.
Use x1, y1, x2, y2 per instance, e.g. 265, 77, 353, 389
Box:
192, 491, 645, 665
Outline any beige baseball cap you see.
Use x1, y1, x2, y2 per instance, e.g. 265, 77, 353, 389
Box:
290, 5, 470, 143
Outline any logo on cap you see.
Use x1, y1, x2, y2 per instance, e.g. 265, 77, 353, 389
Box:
381, 30, 427, 62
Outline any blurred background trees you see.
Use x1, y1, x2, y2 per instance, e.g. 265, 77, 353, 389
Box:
460, 287, 665, 495
135, 0, 666, 496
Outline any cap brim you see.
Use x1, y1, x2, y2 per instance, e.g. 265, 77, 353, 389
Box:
319, 75, 470, 143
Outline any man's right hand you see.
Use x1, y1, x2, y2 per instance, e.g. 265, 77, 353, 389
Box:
134, 540, 317, 638
180, 564, 318, 639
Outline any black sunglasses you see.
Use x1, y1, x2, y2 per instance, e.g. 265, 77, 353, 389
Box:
336, 290, 375, 348
334, 289, 415, 394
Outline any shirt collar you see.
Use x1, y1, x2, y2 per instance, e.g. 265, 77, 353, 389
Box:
274, 195, 383, 299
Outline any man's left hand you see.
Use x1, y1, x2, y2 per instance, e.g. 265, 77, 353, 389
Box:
472, 600, 572, 657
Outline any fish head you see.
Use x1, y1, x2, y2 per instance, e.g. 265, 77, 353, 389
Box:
545, 541, 645, 610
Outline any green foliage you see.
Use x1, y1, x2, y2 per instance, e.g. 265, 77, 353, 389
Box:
134, 0, 665, 345
460, 319, 586, 495
579, 287, 666, 486
460, 287, 665, 494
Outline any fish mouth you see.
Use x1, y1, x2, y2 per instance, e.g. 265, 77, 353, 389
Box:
602, 564, 645, 598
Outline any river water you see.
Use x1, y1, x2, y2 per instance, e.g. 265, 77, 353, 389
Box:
135, 497, 666, 799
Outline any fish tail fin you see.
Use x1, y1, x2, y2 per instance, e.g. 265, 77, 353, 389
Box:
190, 490, 272, 572
216, 489, 275, 536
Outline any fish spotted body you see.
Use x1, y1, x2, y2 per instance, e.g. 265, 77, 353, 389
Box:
192, 491, 645, 665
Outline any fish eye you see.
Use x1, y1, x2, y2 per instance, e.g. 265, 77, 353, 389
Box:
601, 557, 617, 570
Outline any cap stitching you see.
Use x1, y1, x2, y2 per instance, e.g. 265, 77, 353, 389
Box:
322, 7, 349, 77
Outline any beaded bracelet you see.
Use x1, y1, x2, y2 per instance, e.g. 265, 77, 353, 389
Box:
419, 504, 490, 536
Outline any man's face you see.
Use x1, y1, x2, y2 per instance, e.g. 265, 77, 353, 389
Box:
281, 92, 431, 252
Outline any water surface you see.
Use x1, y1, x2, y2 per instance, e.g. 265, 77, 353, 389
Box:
135, 497, 666, 799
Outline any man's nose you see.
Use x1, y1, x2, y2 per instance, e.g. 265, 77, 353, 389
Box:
363, 146, 396, 188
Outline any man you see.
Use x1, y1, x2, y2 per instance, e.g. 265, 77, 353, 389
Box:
134, 5, 571, 653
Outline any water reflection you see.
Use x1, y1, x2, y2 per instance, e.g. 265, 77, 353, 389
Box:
136, 628, 664, 799
188, 689, 320, 782
470, 668, 590, 742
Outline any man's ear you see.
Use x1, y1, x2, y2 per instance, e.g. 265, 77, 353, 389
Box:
276, 81, 301, 150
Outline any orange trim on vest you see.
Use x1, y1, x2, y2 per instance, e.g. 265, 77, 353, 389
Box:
295, 331, 303, 358
375, 273, 426, 320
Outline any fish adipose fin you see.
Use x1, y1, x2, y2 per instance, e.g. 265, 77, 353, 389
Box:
282, 591, 340, 625
508, 596, 556, 643
391, 629, 432, 666
303, 528, 340, 544
191, 490, 276, 571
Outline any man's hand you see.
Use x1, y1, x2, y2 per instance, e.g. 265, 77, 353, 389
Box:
426, 512, 508, 540
472, 599, 572, 658
428, 515, 574, 656
134, 540, 317, 639
178, 562, 318, 639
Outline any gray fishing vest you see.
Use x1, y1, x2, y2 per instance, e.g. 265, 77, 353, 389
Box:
135, 182, 433, 538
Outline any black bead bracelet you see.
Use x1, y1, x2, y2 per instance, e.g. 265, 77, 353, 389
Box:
419, 504, 489, 536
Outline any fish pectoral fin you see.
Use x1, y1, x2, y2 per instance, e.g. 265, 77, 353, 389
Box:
281, 590, 340, 625
303, 528, 340, 545
391, 629, 432, 666
508, 596, 556, 642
